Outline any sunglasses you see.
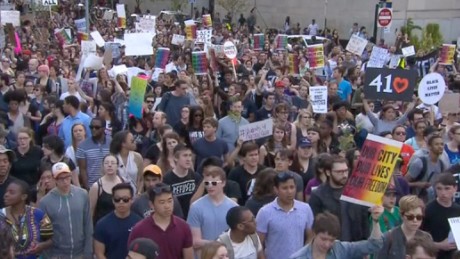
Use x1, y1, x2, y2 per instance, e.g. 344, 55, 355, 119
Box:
113, 197, 131, 203
89, 125, 102, 130
204, 180, 222, 186
146, 100, 154, 103
404, 214, 423, 221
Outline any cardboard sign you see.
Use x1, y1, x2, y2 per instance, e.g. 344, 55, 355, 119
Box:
402, 45, 415, 57
418, 73, 446, 105
309, 86, 328, 113
346, 35, 368, 56
0, 11, 20, 27
367, 46, 389, 68
341, 134, 402, 207
364, 67, 417, 101
171, 34, 185, 45
448, 217, 460, 250
239, 119, 273, 141
439, 93, 460, 114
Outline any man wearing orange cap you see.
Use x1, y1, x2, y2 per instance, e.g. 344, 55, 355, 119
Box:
131, 165, 184, 219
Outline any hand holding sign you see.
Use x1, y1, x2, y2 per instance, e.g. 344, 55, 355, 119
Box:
364, 68, 416, 101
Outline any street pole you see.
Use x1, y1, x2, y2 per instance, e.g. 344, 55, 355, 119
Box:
85, 0, 90, 33
324, 0, 328, 30
373, 3, 378, 42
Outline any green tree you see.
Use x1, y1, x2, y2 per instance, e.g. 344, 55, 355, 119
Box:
216, 0, 250, 19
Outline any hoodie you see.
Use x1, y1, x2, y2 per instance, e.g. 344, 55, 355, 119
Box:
39, 185, 93, 258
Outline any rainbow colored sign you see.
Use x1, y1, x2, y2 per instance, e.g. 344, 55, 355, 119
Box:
340, 134, 402, 207
288, 54, 299, 76
202, 14, 212, 27
185, 20, 197, 40
275, 34, 288, 50
154, 48, 170, 69
128, 77, 148, 119
307, 44, 325, 68
253, 34, 265, 50
192, 51, 208, 75
439, 44, 456, 65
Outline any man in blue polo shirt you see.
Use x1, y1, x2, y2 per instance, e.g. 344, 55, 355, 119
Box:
59, 95, 91, 147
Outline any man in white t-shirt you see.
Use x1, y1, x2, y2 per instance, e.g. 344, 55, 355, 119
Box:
307, 19, 319, 36
218, 206, 263, 259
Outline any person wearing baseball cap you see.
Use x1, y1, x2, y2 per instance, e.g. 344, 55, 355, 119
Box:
38, 162, 93, 258
127, 238, 160, 259
0, 145, 16, 208
131, 165, 184, 219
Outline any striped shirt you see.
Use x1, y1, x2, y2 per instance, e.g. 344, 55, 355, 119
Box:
76, 137, 111, 187
256, 198, 314, 259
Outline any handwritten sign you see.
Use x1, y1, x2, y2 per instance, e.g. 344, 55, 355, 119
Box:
172, 34, 185, 45
0, 11, 20, 27
346, 35, 368, 56
367, 46, 389, 68
138, 17, 156, 33
309, 86, 328, 113
448, 217, 460, 249
418, 72, 446, 105
196, 29, 212, 44
402, 45, 415, 57
341, 134, 402, 207
239, 119, 273, 141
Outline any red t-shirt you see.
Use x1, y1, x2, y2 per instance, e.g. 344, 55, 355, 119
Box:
400, 143, 415, 175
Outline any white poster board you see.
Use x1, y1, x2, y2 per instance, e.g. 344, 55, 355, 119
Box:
402, 45, 416, 57
124, 33, 155, 56
367, 46, 389, 68
83, 54, 103, 70
81, 41, 97, 56
172, 34, 185, 45
74, 18, 86, 33
448, 217, 460, 250
42, 0, 58, 6
196, 29, 212, 44
138, 17, 156, 33
90, 31, 105, 47
309, 86, 328, 113
418, 73, 446, 105
346, 35, 368, 56
239, 119, 273, 141
0, 11, 20, 27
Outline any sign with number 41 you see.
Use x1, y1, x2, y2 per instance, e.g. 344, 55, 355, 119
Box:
364, 68, 417, 101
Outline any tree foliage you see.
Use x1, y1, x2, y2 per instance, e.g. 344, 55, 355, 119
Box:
216, 0, 250, 17
401, 18, 443, 56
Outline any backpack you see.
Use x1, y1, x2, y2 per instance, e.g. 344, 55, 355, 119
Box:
218, 232, 259, 259
414, 156, 445, 182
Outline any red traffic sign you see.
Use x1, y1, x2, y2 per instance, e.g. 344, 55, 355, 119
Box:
377, 8, 392, 28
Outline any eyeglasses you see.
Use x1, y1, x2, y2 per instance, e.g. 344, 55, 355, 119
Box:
204, 180, 222, 186
113, 197, 131, 203
394, 132, 406, 136
89, 125, 102, 130
404, 214, 423, 221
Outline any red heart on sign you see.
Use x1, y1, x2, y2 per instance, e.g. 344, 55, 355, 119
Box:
393, 77, 409, 94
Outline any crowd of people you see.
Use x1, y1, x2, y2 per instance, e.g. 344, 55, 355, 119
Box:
0, 1, 460, 259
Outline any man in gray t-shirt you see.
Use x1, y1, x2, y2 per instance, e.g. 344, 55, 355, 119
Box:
406, 135, 447, 200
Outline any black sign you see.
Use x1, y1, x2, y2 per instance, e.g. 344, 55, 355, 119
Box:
364, 68, 417, 101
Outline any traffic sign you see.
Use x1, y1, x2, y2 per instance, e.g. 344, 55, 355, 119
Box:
377, 7, 392, 28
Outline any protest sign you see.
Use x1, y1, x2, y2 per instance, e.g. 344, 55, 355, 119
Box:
307, 44, 325, 68
126, 67, 145, 87
42, 0, 58, 5
288, 54, 299, 76
364, 67, 416, 101
192, 51, 208, 75
184, 20, 197, 40
54, 28, 72, 45
124, 33, 154, 56
388, 54, 402, 69
202, 14, 212, 27
309, 86, 328, 113
239, 119, 273, 141
346, 35, 368, 56
402, 45, 415, 57
81, 41, 96, 56
223, 41, 237, 59
128, 77, 148, 118
111, 64, 128, 76
83, 54, 103, 70
0, 11, 20, 27
103, 10, 114, 20
418, 72, 446, 105
104, 42, 121, 59
367, 46, 389, 68
196, 29, 212, 44
116, 4, 126, 28
439, 93, 460, 114
154, 48, 170, 69
171, 34, 185, 45
275, 34, 288, 50
341, 134, 402, 207
90, 31, 105, 47
138, 17, 156, 33
448, 217, 460, 250
74, 18, 86, 33
439, 44, 456, 65
114, 38, 125, 46
253, 34, 265, 50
